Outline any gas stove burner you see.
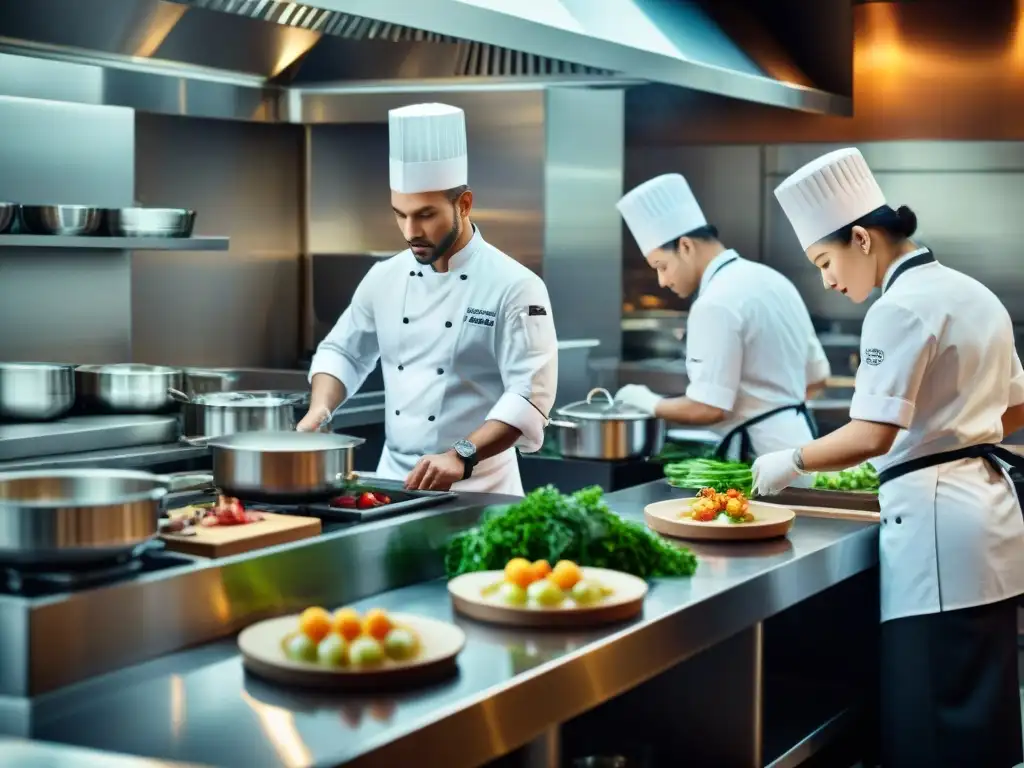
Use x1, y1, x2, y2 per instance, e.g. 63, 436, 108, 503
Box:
1, 539, 173, 595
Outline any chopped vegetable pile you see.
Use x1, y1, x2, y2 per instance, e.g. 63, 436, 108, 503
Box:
445, 485, 697, 580
813, 463, 879, 493
664, 458, 753, 495
689, 487, 754, 524
330, 490, 392, 509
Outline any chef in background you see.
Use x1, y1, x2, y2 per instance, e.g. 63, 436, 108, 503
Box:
297, 103, 558, 495
754, 147, 1024, 766
614, 173, 830, 463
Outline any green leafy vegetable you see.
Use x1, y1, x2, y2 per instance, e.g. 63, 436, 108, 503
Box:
663, 458, 753, 495
650, 440, 717, 463
813, 462, 879, 493
444, 485, 697, 580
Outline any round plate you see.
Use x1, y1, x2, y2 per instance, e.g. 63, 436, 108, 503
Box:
448, 567, 647, 628
238, 612, 465, 691
644, 498, 796, 541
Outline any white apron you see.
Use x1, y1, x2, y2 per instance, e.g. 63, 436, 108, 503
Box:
878, 458, 1024, 622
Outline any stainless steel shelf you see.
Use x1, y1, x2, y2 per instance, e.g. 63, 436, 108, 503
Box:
0, 235, 229, 250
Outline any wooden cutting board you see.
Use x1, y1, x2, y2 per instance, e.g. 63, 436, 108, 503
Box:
160, 512, 322, 558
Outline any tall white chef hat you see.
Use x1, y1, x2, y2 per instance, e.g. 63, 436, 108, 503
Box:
774, 148, 887, 249
388, 103, 468, 194
616, 174, 708, 257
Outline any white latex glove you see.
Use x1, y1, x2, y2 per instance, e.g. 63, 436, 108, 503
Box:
614, 384, 663, 416
751, 449, 802, 496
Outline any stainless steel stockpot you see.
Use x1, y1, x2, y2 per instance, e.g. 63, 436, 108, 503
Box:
76, 364, 183, 413
0, 362, 75, 421
169, 388, 305, 439
547, 388, 666, 461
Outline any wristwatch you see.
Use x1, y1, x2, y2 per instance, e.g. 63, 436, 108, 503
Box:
451, 439, 479, 480
792, 447, 811, 475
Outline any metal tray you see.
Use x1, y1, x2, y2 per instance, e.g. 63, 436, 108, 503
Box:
300, 481, 456, 522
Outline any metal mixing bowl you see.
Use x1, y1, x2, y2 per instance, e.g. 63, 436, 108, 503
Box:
19, 205, 102, 236
105, 207, 196, 238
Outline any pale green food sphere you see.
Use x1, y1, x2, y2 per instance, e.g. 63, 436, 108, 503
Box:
348, 636, 385, 666
570, 579, 604, 605
317, 633, 348, 667
383, 627, 419, 660
284, 633, 318, 662
498, 582, 528, 606
527, 578, 565, 607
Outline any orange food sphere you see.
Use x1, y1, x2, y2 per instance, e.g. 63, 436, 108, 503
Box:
332, 607, 363, 641
362, 608, 393, 640
504, 559, 535, 589
530, 559, 552, 580
549, 560, 582, 590
298, 606, 333, 643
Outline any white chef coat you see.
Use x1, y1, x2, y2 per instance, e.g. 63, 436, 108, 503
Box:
309, 227, 558, 496
686, 250, 830, 458
849, 248, 1024, 622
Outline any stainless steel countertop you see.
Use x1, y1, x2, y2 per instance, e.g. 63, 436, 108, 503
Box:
0, 738, 207, 767
23, 481, 879, 768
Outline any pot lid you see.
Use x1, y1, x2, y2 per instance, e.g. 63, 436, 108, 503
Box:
193, 390, 307, 407
555, 388, 652, 421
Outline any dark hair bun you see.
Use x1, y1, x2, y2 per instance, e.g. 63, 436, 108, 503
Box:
895, 205, 918, 238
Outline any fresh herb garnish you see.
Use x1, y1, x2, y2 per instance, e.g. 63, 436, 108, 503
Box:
444, 485, 697, 580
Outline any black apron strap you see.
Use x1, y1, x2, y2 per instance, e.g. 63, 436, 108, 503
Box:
713, 402, 813, 463
877, 443, 1024, 486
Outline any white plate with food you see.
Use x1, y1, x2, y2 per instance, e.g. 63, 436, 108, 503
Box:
645, 488, 795, 541
448, 559, 647, 628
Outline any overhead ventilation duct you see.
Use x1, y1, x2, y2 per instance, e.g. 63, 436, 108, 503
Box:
0, 0, 850, 119
170, 0, 615, 79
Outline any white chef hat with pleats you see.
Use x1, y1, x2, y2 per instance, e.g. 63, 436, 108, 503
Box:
616, 173, 707, 257
388, 103, 468, 194
774, 148, 888, 249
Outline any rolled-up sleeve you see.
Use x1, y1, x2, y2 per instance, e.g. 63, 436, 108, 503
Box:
806, 333, 831, 385
684, 301, 743, 411
1010, 348, 1024, 407
486, 276, 558, 453
849, 301, 933, 429
308, 265, 381, 398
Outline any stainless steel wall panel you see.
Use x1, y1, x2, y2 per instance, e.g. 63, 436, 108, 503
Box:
0, 96, 134, 363
131, 113, 304, 367
543, 88, 624, 356
0, 251, 132, 363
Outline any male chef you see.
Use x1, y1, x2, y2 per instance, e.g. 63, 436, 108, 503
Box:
297, 103, 558, 495
614, 173, 830, 461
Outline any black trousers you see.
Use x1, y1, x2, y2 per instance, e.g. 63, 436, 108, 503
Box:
880, 597, 1023, 767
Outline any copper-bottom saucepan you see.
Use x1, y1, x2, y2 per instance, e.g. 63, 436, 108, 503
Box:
0, 468, 213, 566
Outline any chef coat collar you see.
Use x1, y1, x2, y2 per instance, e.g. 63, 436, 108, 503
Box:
881, 246, 933, 293
698, 249, 740, 295
423, 223, 483, 275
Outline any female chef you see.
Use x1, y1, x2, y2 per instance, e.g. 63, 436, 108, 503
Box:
754, 147, 1024, 766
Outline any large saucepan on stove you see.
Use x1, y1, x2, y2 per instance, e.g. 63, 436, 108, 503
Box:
547, 388, 666, 461
168, 388, 307, 439
182, 431, 366, 502
0, 469, 213, 566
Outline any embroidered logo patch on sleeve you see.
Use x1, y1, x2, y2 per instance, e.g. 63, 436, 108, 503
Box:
864, 348, 884, 366
528, 306, 547, 316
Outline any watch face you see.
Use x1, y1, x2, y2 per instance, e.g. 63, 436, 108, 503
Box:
454, 439, 476, 459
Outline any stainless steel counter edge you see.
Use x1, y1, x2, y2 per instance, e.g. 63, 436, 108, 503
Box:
21, 482, 880, 768
0, 738, 209, 768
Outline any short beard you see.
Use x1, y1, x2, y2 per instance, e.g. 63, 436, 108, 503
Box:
414, 207, 462, 267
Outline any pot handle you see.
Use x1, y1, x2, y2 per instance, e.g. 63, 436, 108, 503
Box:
548, 418, 579, 429
156, 471, 216, 493
586, 387, 614, 405
179, 435, 212, 447
167, 387, 192, 404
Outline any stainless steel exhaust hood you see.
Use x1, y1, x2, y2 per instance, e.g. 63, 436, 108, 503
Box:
0, 0, 851, 120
